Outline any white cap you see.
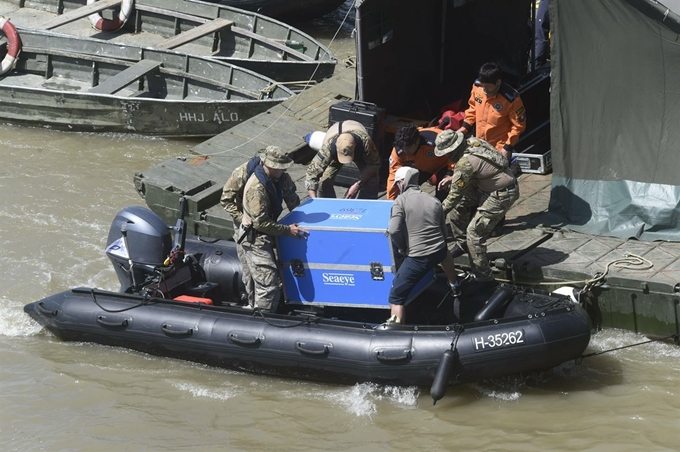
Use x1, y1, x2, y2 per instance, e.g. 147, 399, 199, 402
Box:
392, 166, 412, 188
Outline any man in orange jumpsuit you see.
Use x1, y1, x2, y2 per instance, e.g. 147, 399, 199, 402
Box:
386, 124, 454, 201
456, 62, 526, 162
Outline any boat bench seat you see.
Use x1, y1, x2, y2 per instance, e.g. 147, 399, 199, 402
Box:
155, 18, 234, 50
89, 60, 163, 95
37, 0, 123, 30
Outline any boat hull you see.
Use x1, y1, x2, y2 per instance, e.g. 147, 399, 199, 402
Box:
0, 85, 282, 137
25, 287, 592, 386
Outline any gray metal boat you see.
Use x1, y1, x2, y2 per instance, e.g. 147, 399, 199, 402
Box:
0, 0, 337, 85
0, 27, 294, 136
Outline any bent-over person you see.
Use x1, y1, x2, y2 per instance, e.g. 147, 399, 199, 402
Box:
305, 120, 381, 200
386, 167, 459, 325
435, 130, 519, 282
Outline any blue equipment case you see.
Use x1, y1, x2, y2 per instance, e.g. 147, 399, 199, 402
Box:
277, 198, 435, 308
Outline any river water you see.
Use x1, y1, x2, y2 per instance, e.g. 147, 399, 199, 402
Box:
2, 2, 680, 451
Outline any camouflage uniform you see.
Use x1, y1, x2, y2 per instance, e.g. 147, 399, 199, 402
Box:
240, 164, 300, 310
304, 121, 381, 198
220, 155, 261, 303
441, 138, 519, 280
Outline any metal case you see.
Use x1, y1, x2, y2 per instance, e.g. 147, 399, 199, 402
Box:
277, 198, 435, 308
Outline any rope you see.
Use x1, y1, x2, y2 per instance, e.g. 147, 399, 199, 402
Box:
577, 333, 680, 363
497, 252, 654, 293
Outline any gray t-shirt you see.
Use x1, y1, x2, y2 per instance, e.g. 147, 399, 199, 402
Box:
388, 186, 447, 258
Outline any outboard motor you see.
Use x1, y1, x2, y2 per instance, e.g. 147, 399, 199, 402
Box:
105, 206, 172, 293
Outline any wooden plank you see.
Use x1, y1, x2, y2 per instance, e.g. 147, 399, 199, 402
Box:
135, 4, 212, 24
90, 59, 162, 94
155, 18, 234, 50
36, 0, 123, 30
232, 28, 314, 62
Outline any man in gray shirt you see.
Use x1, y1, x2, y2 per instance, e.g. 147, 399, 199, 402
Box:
386, 167, 459, 325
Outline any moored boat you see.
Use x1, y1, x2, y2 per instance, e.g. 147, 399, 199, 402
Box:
199, 0, 348, 22
23, 203, 592, 402
0, 0, 337, 85
0, 27, 294, 136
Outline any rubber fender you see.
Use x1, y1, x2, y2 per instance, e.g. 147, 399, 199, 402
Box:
474, 286, 514, 322
431, 349, 455, 405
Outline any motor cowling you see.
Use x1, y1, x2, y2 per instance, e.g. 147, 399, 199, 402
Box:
105, 206, 172, 292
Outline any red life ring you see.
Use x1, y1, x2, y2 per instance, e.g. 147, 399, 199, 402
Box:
0, 18, 20, 75
87, 0, 134, 32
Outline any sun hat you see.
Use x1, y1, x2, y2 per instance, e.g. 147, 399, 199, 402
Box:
335, 133, 356, 164
434, 130, 465, 157
262, 146, 293, 169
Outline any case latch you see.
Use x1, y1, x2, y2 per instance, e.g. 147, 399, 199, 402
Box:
291, 258, 305, 277
370, 262, 384, 281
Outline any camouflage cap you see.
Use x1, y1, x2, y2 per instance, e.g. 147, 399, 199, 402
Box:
335, 133, 356, 164
434, 130, 465, 157
262, 146, 293, 169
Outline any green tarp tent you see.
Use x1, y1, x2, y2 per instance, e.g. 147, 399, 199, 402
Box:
549, 0, 680, 241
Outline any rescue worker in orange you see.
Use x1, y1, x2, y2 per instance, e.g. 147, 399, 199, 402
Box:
386, 124, 454, 201
456, 62, 526, 162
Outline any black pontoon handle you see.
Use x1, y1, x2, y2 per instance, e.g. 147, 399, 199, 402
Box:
296, 342, 330, 355
96, 315, 130, 327
37, 302, 58, 316
161, 324, 193, 336
375, 350, 411, 362
228, 333, 261, 345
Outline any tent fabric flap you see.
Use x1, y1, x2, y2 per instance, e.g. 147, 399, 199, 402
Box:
549, 0, 680, 241
550, 176, 680, 241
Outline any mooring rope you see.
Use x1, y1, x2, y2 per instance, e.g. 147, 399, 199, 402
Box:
576, 332, 680, 364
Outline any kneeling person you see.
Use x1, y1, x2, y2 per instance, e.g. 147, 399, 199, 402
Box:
386, 167, 459, 325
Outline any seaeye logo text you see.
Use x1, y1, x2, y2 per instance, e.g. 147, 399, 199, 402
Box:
321, 272, 356, 286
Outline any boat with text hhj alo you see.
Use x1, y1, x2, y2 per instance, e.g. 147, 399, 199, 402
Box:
0, 26, 293, 136
24, 199, 592, 403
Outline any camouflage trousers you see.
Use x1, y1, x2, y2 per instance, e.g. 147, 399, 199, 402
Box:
234, 229, 253, 306
239, 229, 280, 311
448, 185, 519, 279
318, 160, 379, 199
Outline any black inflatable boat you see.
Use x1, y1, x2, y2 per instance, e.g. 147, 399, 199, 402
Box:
24, 205, 592, 403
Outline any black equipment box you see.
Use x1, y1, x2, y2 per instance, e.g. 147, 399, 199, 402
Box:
328, 101, 386, 187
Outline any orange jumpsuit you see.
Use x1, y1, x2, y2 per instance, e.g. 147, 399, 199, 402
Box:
386, 127, 454, 200
460, 82, 526, 153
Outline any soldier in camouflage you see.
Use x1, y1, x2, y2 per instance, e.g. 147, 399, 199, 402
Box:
220, 150, 267, 305
305, 120, 381, 199
435, 130, 519, 281
239, 146, 307, 311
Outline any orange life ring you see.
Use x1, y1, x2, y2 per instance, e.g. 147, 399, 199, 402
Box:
87, 0, 134, 32
0, 17, 20, 75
